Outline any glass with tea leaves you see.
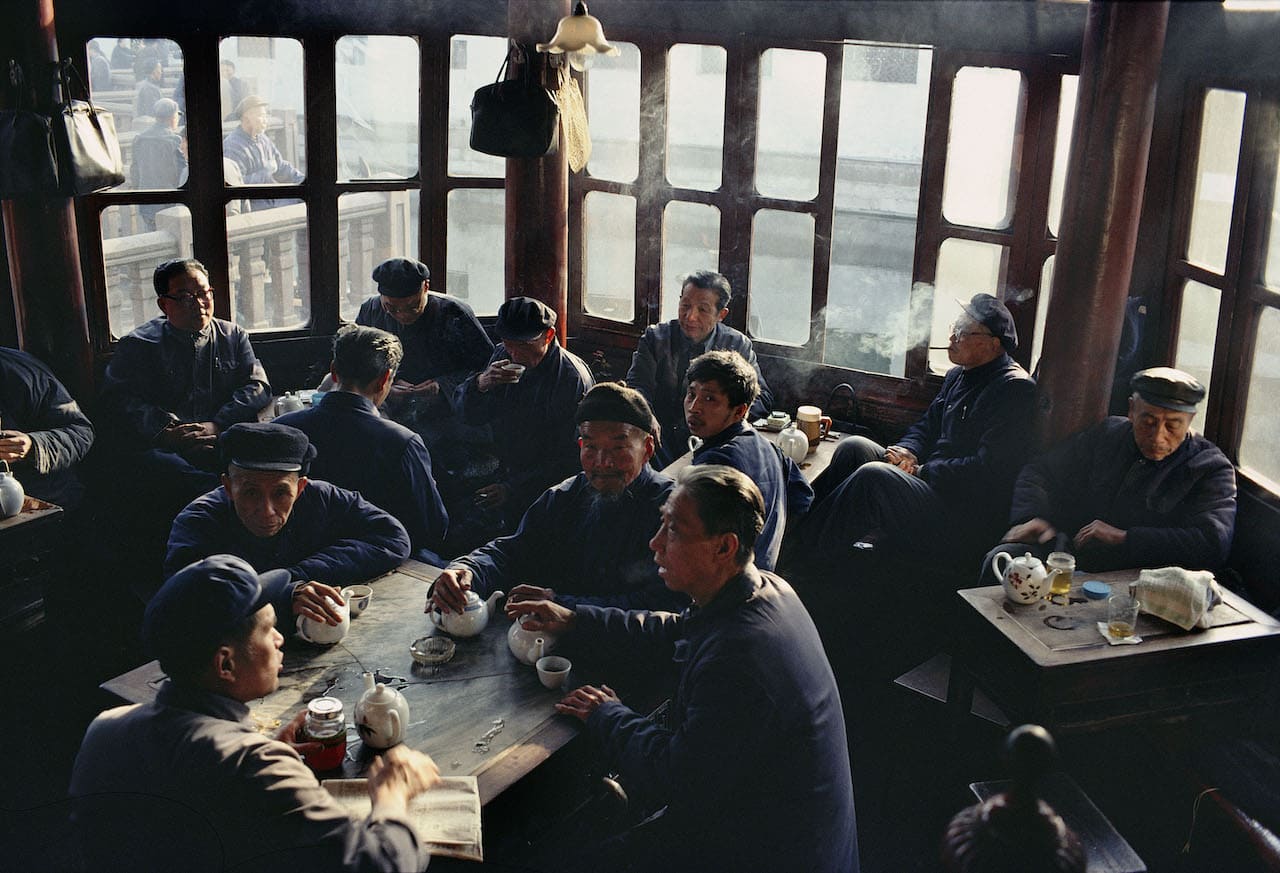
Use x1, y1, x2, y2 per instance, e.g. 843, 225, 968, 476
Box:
1046, 551, 1075, 598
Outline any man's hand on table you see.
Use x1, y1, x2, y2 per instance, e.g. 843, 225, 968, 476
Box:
0, 430, 33, 463
1073, 519, 1126, 549
274, 709, 324, 757
504, 598, 575, 635
1002, 517, 1057, 544
368, 746, 441, 817
556, 685, 619, 723
293, 581, 346, 624
507, 584, 555, 604
428, 567, 474, 614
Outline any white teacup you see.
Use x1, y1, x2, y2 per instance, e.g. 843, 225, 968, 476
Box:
535, 655, 572, 690
503, 362, 526, 382
341, 584, 373, 617
296, 597, 350, 645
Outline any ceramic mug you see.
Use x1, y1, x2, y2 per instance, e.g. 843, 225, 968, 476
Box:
795, 405, 833, 447
341, 584, 373, 618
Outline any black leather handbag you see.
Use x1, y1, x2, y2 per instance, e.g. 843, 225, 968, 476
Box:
470, 50, 559, 159
52, 58, 125, 195
0, 60, 60, 197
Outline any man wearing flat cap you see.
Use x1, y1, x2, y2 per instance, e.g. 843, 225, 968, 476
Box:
431, 382, 687, 616
352, 256, 493, 471
794, 293, 1036, 568
164, 422, 411, 611
221, 93, 304, 210
680, 350, 811, 572
986, 366, 1236, 573
454, 296, 594, 532
71, 555, 441, 871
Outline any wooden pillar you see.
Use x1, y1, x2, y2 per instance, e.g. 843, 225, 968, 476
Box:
1035, 0, 1169, 448
0, 0, 93, 397
504, 0, 570, 340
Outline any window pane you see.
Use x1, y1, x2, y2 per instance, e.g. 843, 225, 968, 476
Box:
1187, 89, 1245, 275
586, 42, 640, 183
338, 190, 420, 322
929, 238, 1007, 374
749, 210, 814, 345
1030, 255, 1056, 374
1261, 129, 1280, 287
220, 37, 306, 187
756, 48, 825, 200
448, 35, 508, 178
447, 189, 505, 316
661, 202, 721, 320
226, 200, 310, 330
101, 203, 190, 337
93, 37, 185, 194
1173, 280, 1221, 417
1239, 307, 1280, 489
666, 44, 725, 191
584, 192, 637, 322
942, 67, 1025, 229
336, 36, 418, 180
826, 43, 932, 376
1047, 75, 1079, 238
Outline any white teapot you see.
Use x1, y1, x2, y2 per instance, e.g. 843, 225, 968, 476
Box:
296, 596, 350, 645
508, 614, 558, 665
991, 551, 1048, 605
354, 671, 409, 749
776, 424, 810, 464
0, 460, 24, 518
429, 588, 504, 638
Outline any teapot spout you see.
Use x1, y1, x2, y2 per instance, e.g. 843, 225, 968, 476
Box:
362, 671, 376, 693
486, 590, 505, 612
534, 637, 545, 661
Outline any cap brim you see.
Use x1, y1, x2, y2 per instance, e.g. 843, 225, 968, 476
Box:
499, 328, 548, 342
229, 458, 304, 473
1135, 392, 1199, 414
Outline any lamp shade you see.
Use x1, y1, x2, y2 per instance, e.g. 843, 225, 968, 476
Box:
536, 2, 620, 58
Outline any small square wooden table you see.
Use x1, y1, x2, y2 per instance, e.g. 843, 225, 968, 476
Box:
946, 571, 1280, 733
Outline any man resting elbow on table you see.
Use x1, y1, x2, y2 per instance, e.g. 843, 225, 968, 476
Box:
70, 555, 441, 871
165, 422, 411, 630
428, 382, 689, 617
504, 465, 859, 873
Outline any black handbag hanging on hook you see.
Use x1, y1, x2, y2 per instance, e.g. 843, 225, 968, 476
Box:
469, 44, 559, 159
0, 60, 60, 197
52, 57, 125, 195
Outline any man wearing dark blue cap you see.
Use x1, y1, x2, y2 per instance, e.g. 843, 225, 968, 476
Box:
986, 366, 1236, 573
794, 293, 1036, 567
454, 296, 594, 534
71, 555, 441, 871
164, 422, 411, 613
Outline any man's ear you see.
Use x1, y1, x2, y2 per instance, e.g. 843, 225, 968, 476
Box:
220, 473, 232, 492
422, 279, 430, 294
212, 644, 236, 681
296, 476, 309, 494
730, 403, 750, 425
715, 307, 729, 323
715, 532, 739, 561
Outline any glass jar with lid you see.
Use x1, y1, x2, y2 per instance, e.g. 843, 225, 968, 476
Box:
300, 696, 347, 771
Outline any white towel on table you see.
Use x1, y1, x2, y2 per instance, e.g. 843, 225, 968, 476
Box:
1134, 566, 1220, 630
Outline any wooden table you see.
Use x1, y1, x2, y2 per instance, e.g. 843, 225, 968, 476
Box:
662, 424, 847, 482
101, 560, 581, 805
946, 571, 1280, 733
0, 496, 64, 634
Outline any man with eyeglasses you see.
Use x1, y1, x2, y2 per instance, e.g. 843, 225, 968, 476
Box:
100, 258, 271, 517
792, 293, 1035, 569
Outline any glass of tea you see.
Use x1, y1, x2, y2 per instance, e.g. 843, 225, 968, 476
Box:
1106, 594, 1141, 640
1046, 551, 1075, 597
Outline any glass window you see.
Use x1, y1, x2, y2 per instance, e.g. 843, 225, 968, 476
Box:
336, 36, 419, 181
95, 37, 185, 194
226, 200, 310, 330
1239, 307, 1280, 489
826, 43, 932, 376
100, 203, 190, 337
755, 48, 825, 201
1030, 255, 1056, 374
666, 44, 725, 191
448, 35, 508, 178
1186, 89, 1246, 275
929, 238, 1007, 373
584, 192, 637, 322
1261, 127, 1280, 289
220, 37, 306, 188
586, 41, 641, 183
1047, 75, 1079, 238
942, 67, 1026, 229
1173, 280, 1222, 417
748, 209, 814, 345
338, 190, 420, 322
446, 189, 505, 316
661, 201, 721, 320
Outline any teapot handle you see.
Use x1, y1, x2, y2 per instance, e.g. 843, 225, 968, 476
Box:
991, 551, 1012, 584
428, 606, 443, 628
388, 709, 402, 745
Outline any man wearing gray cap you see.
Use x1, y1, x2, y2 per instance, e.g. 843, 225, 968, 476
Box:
164, 422, 410, 612
454, 296, 594, 534
430, 382, 687, 616
221, 94, 304, 210
986, 366, 1236, 573
70, 555, 441, 871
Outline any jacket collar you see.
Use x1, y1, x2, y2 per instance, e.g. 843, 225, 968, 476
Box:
156, 680, 252, 725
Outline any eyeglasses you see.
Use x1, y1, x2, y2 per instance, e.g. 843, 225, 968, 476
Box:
161, 287, 215, 304
949, 323, 993, 341
380, 297, 424, 316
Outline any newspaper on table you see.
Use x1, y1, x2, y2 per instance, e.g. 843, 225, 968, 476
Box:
323, 775, 483, 862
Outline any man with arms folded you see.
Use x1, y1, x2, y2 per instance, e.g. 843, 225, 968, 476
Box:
70, 555, 440, 871
984, 366, 1236, 575
165, 422, 410, 621
454, 296, 594, 529
430, 382, 687, 615
797, 293, 1035, 566
277, 324, 449, 566
509, 465, 858, 873
682, 350, 811, 572
99, 257, 271, 514
627, 270, 772, 466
